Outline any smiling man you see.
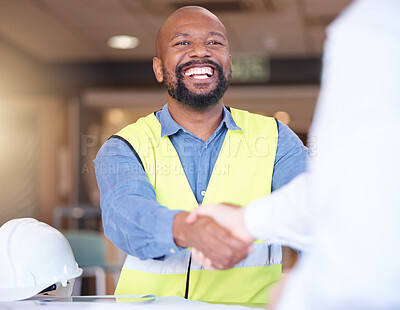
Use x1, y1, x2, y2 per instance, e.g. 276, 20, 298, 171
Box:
94, 6, 308, 305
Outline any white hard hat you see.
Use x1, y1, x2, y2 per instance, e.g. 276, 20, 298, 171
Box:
0, 218, 82, 301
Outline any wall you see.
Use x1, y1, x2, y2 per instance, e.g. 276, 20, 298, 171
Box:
0, 95, 68, 225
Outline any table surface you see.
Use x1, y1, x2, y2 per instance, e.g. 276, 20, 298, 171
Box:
0, 295, 266, 310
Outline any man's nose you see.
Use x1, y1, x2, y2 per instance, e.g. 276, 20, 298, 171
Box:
188, 42, 211, 58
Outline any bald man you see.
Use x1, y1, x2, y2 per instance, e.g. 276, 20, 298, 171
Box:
94, 6, 308, 305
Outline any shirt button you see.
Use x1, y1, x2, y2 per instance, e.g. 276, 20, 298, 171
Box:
201, 190, 206, 196
170, 248, 176, 254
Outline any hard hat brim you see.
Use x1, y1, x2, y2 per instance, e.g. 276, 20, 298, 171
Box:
0, 268, 82, 302
0, 283, 52, 302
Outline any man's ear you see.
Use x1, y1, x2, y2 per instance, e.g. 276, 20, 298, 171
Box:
153, 57, 164, 83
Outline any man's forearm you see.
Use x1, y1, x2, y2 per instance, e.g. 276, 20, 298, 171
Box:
95, 138, 182, 260
102, 194, 182, 259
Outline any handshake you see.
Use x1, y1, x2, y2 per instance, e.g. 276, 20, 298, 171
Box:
173, 203, 255, 270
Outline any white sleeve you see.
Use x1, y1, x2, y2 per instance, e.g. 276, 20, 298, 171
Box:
244, 172, 313, 251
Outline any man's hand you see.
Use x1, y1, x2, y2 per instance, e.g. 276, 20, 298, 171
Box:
173, 211, 252, 270
186, 203, 255, 243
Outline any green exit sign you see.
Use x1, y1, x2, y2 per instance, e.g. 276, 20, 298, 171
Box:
231, 55, 270, 83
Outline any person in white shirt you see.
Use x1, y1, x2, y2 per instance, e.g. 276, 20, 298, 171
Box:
187, 0, 400, 309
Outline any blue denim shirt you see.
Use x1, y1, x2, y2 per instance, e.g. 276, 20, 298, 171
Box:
94, 104, 308, 260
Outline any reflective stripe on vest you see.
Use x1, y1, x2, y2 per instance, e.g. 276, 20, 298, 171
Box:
123, 243, 282, 273
114, 108, 280, 304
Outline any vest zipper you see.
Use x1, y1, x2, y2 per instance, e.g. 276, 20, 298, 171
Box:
184, 254, 192, 299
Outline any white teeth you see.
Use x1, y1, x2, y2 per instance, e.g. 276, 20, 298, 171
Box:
193, 75, 209, 79
184, 66, 214, 77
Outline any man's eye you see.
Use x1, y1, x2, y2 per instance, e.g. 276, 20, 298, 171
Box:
208, 41, 222, 45
174, 41, 189, 46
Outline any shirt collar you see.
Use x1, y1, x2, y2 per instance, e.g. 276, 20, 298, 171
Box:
159, 103, 241, 138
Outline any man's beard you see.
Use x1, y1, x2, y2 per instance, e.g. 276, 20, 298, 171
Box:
162, 59, 231, 110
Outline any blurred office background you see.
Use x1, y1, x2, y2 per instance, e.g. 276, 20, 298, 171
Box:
0, 0, 351, 294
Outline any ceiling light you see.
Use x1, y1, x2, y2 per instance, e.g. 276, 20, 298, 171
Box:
107, 35, 140, 50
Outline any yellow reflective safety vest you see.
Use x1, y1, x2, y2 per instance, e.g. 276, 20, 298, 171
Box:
114, 107, 281, 304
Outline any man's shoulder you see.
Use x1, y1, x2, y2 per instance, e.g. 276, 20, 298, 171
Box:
230, 107, 277, 129
230, 107, 275, 120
